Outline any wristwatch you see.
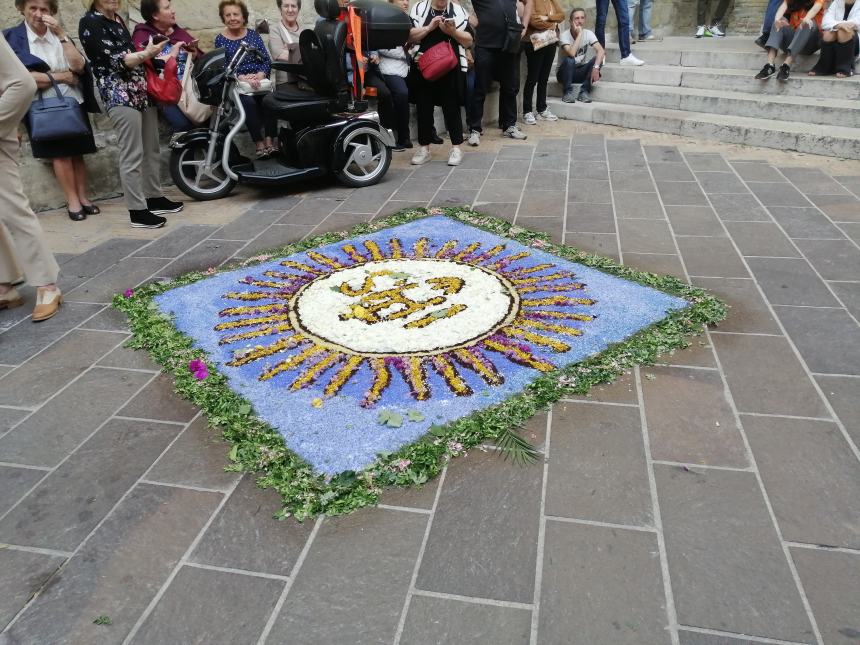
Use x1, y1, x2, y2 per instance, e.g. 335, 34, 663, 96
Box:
59, 37, 70, 43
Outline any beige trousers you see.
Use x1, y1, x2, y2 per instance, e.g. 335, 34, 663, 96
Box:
108, 105, 162, 211
0, 135, 59, 286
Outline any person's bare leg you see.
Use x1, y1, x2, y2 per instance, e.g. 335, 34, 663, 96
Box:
72, 156, 93, 208
52, 157, 82, 212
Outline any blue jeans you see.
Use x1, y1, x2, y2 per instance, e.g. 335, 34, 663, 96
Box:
158, 104, 194, 133
556, 56, 598, 94
627, 0, 653, 39
762, 0, 783, 35
595, 0, 631, 59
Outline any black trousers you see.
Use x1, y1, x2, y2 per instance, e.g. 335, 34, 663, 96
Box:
522, 41, 556, 114
414, 72, 464, 146
364, 67, 395, 132
469, 46, 520, 133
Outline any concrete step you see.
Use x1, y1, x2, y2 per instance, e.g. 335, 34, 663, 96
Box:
545, 99, 860, 160
597, 63, 860, 101
564, 81, 860, 129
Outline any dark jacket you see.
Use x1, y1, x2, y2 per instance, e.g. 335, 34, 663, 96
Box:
2, 21, 100, 113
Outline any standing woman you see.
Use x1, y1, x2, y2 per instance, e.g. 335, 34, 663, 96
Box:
79, 0, 183, 228
408, 0, 472, 167
521, 0, 563, 125
215, 0, 275, 158
268, 0, 303, 88
4, 0, 100, 222
132, 0, 202, 132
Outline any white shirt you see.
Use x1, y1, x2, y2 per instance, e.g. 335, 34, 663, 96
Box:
559, 27, 597, 65
25, 22, 83, 104
410, 0, 469, 73
378, 47, 410, 77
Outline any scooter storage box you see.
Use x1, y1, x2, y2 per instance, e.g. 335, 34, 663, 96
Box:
350, 0, 412, 50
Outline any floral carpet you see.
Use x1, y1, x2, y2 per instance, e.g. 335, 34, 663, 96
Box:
116, 209, 725, 518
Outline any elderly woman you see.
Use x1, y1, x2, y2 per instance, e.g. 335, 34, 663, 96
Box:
408, 0, 472, 167
132, 0, 201, 131
215, 0, 275, 158
268, 0, 303, 87
810, 0, 860, 77
79, 0, 183, 228
3, 0, 99, 222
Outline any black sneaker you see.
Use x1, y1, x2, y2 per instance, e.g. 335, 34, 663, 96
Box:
755, 63, 776, 80
146, 196, 184, 215
776, 63, 790, 82
577, 90, 593, 103
130, 209, 167, 228
754, 33, 768, 49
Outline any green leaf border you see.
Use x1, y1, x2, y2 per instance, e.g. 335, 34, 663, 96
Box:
113, 207, 726, 520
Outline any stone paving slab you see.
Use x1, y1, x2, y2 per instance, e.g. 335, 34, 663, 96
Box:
2, 129, 860, 645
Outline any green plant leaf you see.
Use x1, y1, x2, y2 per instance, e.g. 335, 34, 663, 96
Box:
494, 426, 540, 465
93, 616, 112, 626
406, 410, 425, 422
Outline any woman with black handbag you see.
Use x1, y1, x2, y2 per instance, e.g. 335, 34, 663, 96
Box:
4, 0, 99, 222
80, 0, 184, 229
408, 0, 472, 166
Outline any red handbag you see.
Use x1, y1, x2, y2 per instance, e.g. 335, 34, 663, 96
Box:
144, 57, 182, 105
417, 40, 458, 82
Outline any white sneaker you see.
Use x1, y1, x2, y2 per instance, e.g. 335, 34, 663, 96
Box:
695, 25, 706, 38
523, 112, 537, 125
447, 147, 463, 166
467, 130, 480, 146
538, 108, 558, 121
503, 125, 528, 140
411, 146, 431, 165
710, 24, 725, 37
619, 54, 645, 66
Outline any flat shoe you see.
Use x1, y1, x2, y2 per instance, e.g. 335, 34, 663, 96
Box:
32, 287, 62, 322
0, 288, 24, 310
68, 209, 86, 222
81, 203, 100, 215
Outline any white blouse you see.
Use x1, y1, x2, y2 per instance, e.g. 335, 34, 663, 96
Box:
25, 22, 83, 104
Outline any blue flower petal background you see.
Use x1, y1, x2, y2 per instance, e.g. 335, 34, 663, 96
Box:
155, 216, 687, 475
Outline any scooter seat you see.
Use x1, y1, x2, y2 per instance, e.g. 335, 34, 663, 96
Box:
272, 84, 326, 102
263, 87, 335, 122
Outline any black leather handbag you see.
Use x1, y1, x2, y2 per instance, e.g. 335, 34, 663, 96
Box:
26, 73, 89, 142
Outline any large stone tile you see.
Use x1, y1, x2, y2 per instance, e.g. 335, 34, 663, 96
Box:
743, 415, 860, 549
254, 192, 303, 211
546, 402, 652, 526
657, 181, 708, 206
794, 239, 860, 281
59, 238, 150, 291
746, 257, 839, 307
573, 160, 609, 179
146, 417, 239, 491
571, 145, 606, 162
416, 448, 542, 603
723, 221, 801, 258
655, 466, 814, 643
815, 375, 860, 447
312, 210, 372, 234
568, 179, 611, 204
0, 418, 180, 551
618, 219, 676, 254
132, 225, 218, 258
709, 193, 770, 222
442, 169, 489, 191
642, 366, 747, 467
730, 161, 783, 182
96, 344, 159, 371
685, 153, 731, 172
212, 208, 283, 241
66, 257, 169, 304
5, 484, 221, 645
377, 200, 428, 218
655, 336, 718, 368
0, 406, 28, 434
519, 216, 563, 243
807, 193, 860, 222
433, 189, 478, 206
489, 159, 529, 180
538, 521, 670, 644
610, 170, 655, 193
0, 549, 65, 629
238, 223, 315, 257
836, 221, 860, 244
748, 182, 811, 208
457, 150, 497, 169
676, 237, 748, 278
158, 240, 246, 277
0, 302, 103, 365
643, 145, 683, 163
696, 171, 748, 195
678, 631, 776, 644
768, 206, 845, 240
564, 232, 620, 260
190, 475, 314, 576
517, 190, 565, 217
393, 179, 440, 201
379, 476, 440, 510
665, 205, 725, 236
565, 370, 638, 404
0, 330, 125, 406
692, 277, 780, 334
0, 465, 43, 516
473, 202, 517, 222
834, 175, 860, 198
130, 566, 283, 645
477, 179, 524, 203
623, 252, 685, 278
791, 547, 860, 645
0, 367, 153, 467
711, 333, 828, 418
76, 305, 129, 332
498, 144, 535, 159
775, 306, 860, 376
613, 191, 665, 219
831, 281, 860, 319
279, 197, 342, 225
400, 595, 531, 645
268, 507, 425, 644
649, 161, 695, 182
566, 202, 615, 234
118, 373, 199, 423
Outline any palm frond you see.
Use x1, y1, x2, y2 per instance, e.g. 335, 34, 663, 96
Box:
494, 426, 540, 465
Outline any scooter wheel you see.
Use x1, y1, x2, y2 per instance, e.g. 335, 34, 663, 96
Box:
335, 127, 392, 188
170, 141, 237, 201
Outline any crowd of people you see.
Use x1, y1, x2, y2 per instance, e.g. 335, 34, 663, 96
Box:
1, 0, 858, 323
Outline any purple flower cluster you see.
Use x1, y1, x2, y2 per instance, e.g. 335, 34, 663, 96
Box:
188, 358, 209, 381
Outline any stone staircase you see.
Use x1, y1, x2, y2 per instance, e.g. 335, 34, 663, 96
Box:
546, 36, 860, 160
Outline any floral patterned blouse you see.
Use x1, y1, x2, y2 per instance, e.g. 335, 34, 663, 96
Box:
214, 29, 272, 77
79, 10, 149, 111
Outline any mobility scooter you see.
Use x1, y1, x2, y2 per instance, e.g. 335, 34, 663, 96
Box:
169, 0, 412, 201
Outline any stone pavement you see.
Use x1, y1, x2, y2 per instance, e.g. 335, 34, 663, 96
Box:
1, 122, 860, 645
